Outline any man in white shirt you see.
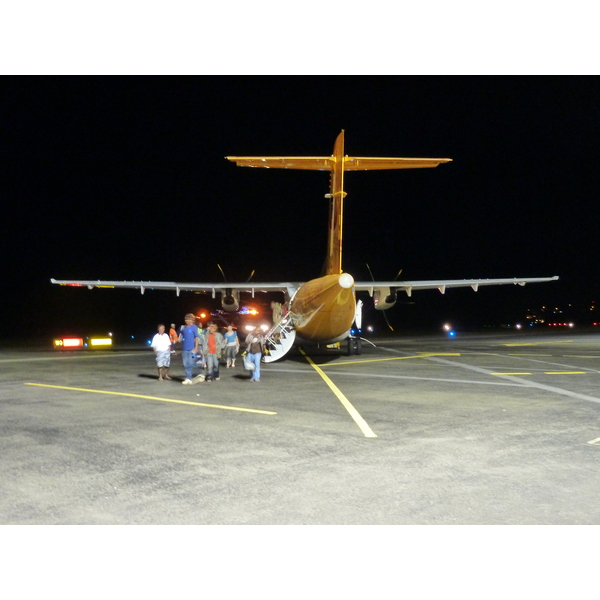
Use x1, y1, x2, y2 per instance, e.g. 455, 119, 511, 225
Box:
151, 324, 172, 381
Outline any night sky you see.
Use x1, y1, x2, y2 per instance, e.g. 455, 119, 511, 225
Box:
3, 76, 600, 340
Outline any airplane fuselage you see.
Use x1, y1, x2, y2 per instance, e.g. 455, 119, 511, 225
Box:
290, 272, 356, 343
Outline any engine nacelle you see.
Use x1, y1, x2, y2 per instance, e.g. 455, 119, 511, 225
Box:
221, 289, 240, 312
373, 287, 397, 311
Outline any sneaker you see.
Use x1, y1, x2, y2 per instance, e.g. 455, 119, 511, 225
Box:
215, 377, 221, 381
191, 374, 205, 384
182, 379, 192, 385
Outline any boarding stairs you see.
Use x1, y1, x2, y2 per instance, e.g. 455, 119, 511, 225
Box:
263, 314, 296, 363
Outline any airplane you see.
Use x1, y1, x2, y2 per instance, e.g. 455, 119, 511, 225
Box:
51, 131, 558, 361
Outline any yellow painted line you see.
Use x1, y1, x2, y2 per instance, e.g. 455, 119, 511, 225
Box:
505, 341, 574, 346
544, 372, 587, 375
300, 349, 377, 438
492, 372, 589, 376
322, 353, 461, 367
25, 383, 277, 415
417, 353, 461, 356
491, 373, 532, 376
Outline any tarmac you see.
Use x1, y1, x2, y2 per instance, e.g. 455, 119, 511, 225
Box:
2, 328, 600, 525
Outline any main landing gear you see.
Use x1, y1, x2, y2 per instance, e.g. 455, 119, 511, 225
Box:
347, 336, 363, 356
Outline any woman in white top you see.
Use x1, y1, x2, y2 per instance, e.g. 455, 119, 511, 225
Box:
151, 324, 172, 380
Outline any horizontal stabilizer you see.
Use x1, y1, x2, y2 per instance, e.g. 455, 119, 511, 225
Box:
226, 156, 451, 171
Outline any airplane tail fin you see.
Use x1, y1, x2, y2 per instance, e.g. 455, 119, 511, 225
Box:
226, 132, 451, 276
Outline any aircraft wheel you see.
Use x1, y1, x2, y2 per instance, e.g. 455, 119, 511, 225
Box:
347, 338, 356, 356
354, 338, 362, 355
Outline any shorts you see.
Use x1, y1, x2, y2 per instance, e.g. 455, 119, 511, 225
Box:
155, 350, 171, 367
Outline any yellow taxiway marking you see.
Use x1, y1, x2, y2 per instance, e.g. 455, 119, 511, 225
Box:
544, 372, 587, 375
25, 383, 277, 415
491, 373, 533, 376
492, 372, 589, 376
322, 353, 460, 367
504, 341, 574, 347
300, 349, 377, 438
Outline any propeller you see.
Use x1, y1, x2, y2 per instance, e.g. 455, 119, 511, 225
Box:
218, 264, 255, 283
365, 263, 406, 332
217, 263, 227, 282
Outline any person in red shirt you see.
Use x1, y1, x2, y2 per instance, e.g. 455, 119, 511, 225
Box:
201, 323, 225, 382
169, 323, 178, 354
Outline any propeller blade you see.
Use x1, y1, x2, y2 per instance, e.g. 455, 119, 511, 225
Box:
383, 309, 394, 332
217, 264, 227, 282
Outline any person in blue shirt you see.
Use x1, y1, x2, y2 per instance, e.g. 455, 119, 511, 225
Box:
179, 313, 201, 384
223, 324, 239, 368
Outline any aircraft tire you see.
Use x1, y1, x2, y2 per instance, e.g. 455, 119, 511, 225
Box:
355, 338, 362, 355
347, 338, 355, 356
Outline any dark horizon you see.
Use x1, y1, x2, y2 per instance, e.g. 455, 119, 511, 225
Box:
4, 77, 599, 341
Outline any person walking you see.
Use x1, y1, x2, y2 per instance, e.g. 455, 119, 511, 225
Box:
202, 323, 225, 382
169, 323, 178, 354
244, 326, 265, 382
179, 313, 200, 385
151, 324, 172, 380
223, 324, 239, 368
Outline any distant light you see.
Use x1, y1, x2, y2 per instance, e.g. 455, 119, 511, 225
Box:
54, 337, 84, 349
89, 337, 112, 347
516, 324, 522, 329
367, 326, 374, 332
448, 331, 456, 337
443, 323, 452, 331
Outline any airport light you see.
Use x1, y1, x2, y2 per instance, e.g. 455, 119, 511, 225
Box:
54, 338, 84, 349
89, 337, 112, 347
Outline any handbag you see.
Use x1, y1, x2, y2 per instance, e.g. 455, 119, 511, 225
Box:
243, 352, 255, 371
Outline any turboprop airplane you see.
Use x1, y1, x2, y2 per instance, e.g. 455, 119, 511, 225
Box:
51, 131, 558, 362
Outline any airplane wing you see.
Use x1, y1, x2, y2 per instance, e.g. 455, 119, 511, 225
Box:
226, 156, 451, 171
50, 278, 301, 297
355, 276, 559, 297
52, 275, 559, 298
